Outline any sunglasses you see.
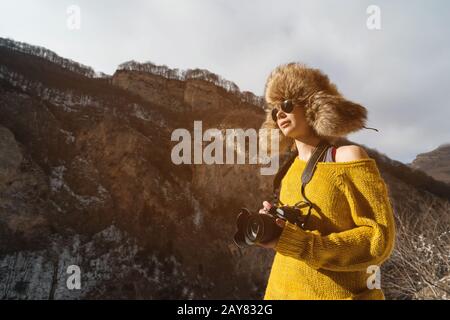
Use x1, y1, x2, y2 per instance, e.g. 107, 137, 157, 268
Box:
271, 99, 298, 122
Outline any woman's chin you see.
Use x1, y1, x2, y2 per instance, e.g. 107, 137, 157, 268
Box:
281, 127, 294, 137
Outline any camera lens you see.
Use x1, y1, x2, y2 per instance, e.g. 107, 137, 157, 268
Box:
233, 208, 284, 248
250, 221, 260, 237
246, 215, 264, 243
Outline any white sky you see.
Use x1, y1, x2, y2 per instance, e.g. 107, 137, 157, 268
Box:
1, 0, 449, 164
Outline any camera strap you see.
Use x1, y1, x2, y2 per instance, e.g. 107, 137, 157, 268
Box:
272, 139, 331, 228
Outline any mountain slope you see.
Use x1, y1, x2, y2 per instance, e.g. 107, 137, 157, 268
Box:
409, 144, 450, 184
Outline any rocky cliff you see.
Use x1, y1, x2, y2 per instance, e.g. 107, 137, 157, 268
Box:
409, 144, 450, 184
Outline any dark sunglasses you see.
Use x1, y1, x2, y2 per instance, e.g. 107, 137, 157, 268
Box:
271, 99, 296, 122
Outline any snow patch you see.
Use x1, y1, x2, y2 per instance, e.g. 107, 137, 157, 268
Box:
59, 129, 75, 144
192, 196, 203, 228
49, 166, 109, 208
50, 165, 66, 192
132, 103, 152, 121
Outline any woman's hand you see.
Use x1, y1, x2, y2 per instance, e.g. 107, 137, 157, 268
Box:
256, 201, 286, 250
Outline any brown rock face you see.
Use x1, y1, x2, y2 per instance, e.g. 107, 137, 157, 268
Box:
0, 126, 22, 184
410, 144, 450, 184
112, 70, 188, 113
0, 39, 275, 299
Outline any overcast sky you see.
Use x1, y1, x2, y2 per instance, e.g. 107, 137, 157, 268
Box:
1, 0, 449, 164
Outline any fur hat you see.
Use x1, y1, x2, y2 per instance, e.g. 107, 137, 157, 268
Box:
261, 62, 376, 154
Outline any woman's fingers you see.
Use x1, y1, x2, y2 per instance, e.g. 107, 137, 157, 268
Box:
263, 201, 272, 210
259, 200, 272, 214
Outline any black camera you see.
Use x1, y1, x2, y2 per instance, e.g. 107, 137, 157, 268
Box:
233, 205, 303, 248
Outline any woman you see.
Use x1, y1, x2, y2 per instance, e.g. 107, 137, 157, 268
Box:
258, 63, 396, 300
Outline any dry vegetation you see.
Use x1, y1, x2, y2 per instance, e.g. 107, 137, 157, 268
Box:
384, 197, 450, 299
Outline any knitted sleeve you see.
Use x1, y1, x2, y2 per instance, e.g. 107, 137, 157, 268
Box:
274, 160, 396, 272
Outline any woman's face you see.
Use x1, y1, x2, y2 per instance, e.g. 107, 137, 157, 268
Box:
273, 102, 314, 139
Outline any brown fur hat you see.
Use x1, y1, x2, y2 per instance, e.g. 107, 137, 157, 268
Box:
261, 62, 369, 154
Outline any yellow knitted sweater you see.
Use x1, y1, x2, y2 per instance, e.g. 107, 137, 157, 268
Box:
264, 157, 396, 300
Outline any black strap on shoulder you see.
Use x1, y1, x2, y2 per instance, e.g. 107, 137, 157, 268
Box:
300, 140, 330, 198
272, 140, 331, 228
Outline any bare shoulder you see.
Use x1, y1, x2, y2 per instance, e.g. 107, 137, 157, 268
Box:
335, 145, 370, 162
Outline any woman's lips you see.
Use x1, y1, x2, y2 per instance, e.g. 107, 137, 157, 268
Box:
280, 121, 291, 128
